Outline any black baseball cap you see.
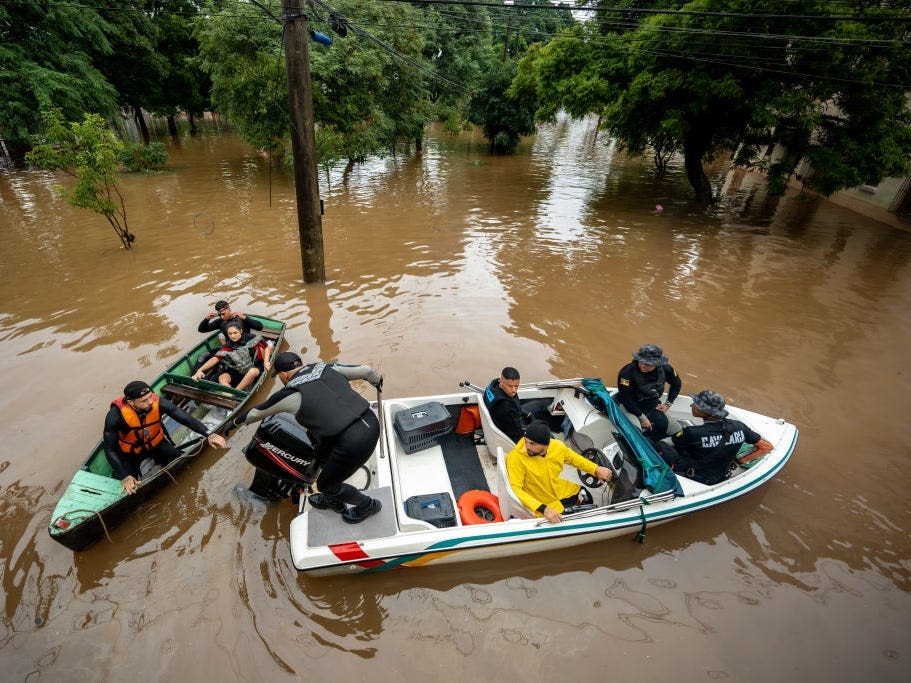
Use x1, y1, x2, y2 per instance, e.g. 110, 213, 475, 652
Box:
271, 351, 302, 377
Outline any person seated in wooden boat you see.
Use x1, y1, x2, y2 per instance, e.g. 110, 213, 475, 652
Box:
655, 390, 773, 484
506, 421, 613, 524
197, 299, 264, 337
191, 322, 273, 390
225, 352, 384, 524
617, 344, 683, 438
483, 366, 561, 443
103, 381, 227, 495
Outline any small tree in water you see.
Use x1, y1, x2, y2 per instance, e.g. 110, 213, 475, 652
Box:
26, 109, 136, 250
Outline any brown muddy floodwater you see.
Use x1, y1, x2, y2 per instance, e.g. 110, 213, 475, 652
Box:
1, 116, 909, 681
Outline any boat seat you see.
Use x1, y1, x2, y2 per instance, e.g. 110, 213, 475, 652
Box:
494, 446, 534, 520
163, 382, 241, 409
475, 396, 517, 458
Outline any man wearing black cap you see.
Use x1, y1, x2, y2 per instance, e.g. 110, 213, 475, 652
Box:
227, 352, 385, 524
617, 344, 683, 438
197, 300, 264, 337
103, 381, 227, 494
657, 390, 773, 485
505, 421, 612, 524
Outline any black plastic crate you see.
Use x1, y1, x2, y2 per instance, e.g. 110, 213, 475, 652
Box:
393, 401, 453, 453
404, 493, 456, 528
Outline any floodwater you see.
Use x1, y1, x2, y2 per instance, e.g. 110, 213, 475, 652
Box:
1, 116, 909, 681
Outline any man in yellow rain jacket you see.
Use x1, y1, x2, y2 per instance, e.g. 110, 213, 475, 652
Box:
506, 421, 612, 524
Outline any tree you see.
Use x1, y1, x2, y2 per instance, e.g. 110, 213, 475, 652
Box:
307, 0, 430, 165
416, 1, 495, 132
195, 1, 288, 153
513, 1, 911, 205
93, 0, 170, 145
197, 0, 433, 167
0, 1, 119, 157
493, 0, 575, 61
26, 110, 136, 250
148, 0, 212, 135
467, 59, 537, 153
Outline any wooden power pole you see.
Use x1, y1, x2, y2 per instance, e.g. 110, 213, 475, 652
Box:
282, 0, 325, 282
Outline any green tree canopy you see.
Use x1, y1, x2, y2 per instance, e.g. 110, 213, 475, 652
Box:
0, 0, 118, 155
197, 0, 436, 166
468, 58, 537, 153
513, 0, 911, 204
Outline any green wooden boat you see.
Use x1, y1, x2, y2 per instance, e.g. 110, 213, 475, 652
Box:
48, 315, 286, 551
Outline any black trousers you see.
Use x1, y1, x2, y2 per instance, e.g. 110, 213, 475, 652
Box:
315, 410, 380, 510
522, 398, 565, 431
127, 440, 181, 478
637, 400, 669, 438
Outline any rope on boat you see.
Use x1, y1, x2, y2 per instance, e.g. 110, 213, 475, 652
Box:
634, 505, 647, 543
634, 495, 656, 543
63, 509, 115, 544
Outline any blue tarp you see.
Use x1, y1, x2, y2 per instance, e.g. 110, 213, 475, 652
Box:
581, 378, 682, 496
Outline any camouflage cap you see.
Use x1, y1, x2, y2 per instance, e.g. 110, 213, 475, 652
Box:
689, 389, 729, 418
632, 344, 668, 366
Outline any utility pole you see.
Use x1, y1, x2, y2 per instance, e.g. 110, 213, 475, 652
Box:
283, 0, 325, 282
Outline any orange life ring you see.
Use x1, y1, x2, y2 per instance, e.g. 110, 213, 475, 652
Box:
457, 490, 503, 525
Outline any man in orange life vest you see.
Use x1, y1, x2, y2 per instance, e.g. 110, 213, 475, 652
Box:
103, 381, 227, 494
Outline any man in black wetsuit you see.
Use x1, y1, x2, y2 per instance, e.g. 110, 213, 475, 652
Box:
228, 352, 383, 524
197, 300, 264, 337
483, 366, 558, 443
103, 381, 227, 495
616, 344, 682, 438
657, 390, 773, 484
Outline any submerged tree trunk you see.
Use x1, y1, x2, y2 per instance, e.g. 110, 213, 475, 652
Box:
415, 135, 423, 154
167, 114, 178, 137
188, 113, 198, 135
133, 106, 150, 145
683, 131, 713, 206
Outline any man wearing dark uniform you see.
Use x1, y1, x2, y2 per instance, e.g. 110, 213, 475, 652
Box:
197, 299, 264, 337
657, 390, 773, 484
483, 367, 557, 443
229, 352, 383, 524
103, 381, 227, 495
617, 344, 682, 438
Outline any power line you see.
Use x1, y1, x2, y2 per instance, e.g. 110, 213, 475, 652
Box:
380, 0, 911, 23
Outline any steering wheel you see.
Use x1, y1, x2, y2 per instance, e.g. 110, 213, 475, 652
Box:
577, 448, 609, 488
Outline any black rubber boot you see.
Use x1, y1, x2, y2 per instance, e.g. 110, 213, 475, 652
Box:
342, 498, 382, 524
309, 493, 346, 513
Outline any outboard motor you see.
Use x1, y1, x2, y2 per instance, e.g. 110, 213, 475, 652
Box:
242, 413, 318, 503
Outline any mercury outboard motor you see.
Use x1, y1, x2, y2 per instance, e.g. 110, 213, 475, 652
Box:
242, 413, 318, 503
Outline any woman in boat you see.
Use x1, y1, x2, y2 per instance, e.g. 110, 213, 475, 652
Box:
191, 321, 272, 391
104, 381, 227, 494
197, 299, 264, 337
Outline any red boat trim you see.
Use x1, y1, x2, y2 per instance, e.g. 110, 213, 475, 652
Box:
329, 541, 384, 568
256, 443, 302, 478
